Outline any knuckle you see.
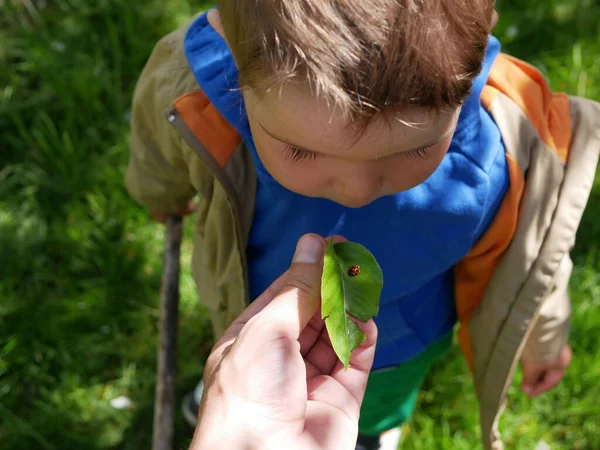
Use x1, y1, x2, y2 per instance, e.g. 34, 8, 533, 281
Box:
267, 277, 284, 296
284, 272, 317, 298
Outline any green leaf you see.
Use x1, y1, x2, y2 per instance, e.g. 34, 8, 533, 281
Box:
321, 239, 383, 369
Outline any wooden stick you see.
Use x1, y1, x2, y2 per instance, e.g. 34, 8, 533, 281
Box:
152, 216, 183, 450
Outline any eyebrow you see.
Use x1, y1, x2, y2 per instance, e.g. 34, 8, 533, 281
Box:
259, 122, 455, 157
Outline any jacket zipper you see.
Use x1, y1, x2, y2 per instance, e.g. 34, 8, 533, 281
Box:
165, 105, 250, 302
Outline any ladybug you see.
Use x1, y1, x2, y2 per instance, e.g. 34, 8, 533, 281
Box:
348, 265, 360, 277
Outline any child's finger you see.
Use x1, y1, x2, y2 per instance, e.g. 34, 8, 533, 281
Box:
529, 368, 565, 398
152, 201, 198, 223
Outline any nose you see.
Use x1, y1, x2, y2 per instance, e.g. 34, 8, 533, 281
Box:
333, 171, 382, 208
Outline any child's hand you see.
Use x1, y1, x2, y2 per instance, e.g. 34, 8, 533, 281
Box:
521, 344, 572, 398
152, 201, 197, 223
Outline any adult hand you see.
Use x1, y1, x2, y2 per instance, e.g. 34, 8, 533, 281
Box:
189, 234, 378, 450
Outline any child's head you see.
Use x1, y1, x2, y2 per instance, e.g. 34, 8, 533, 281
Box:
214, 1, 496, 207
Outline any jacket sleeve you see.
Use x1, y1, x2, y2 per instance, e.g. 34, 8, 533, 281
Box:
521, 254, 572, 363
125, 37, 197, 214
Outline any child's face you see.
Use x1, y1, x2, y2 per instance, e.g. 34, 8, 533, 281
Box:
244, 84, 460, 208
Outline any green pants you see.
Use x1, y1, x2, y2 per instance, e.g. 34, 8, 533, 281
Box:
358, 332, 453, 436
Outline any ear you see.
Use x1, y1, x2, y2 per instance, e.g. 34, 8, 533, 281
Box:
491, 9, 499, 30
207, 8, 226, 39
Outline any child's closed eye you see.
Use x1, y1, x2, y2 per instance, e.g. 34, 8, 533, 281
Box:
403, 147, 431, 159
282, 144, 432, 163
283, 145, 318, 162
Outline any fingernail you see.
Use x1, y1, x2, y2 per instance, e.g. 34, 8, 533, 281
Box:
293, 235, 322, 264
523, 386, 532, 395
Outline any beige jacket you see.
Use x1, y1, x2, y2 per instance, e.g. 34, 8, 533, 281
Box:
125, 21, 600, 450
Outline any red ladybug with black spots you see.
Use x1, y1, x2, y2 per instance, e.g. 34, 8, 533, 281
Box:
348, 265, 360, 277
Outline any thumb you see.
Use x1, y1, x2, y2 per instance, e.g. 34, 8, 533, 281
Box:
250, 233, 325, 342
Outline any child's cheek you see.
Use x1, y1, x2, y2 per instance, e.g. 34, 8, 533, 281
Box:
385, 142, 450, 193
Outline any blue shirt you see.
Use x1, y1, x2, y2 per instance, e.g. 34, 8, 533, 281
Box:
184, 12, 509, 370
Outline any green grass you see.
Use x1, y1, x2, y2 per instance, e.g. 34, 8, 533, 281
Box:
0, 0, 599, 449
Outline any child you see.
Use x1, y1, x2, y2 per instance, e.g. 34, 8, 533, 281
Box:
125, 2, 600, 449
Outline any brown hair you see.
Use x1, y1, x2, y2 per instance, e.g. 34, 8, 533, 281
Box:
218, 0, 495, 126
